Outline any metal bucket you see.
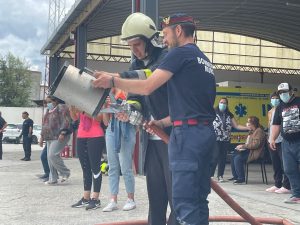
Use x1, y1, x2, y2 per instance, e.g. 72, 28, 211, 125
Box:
49, 63, 110, 117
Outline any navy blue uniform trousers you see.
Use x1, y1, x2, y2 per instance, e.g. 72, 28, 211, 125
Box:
169, 123, 215, 225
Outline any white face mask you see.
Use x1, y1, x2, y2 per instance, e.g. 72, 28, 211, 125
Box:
279, 92, 291, 103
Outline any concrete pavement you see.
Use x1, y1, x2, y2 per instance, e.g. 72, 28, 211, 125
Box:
0, 143, 299, 225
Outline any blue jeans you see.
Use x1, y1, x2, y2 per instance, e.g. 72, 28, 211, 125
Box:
40, 145, 50, 175
169, 123, 215, 225
105, 122, 136, 195
230, 149, 249, 181
282, 139, 300, 197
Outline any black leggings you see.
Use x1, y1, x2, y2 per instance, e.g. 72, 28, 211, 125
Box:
77, 137, 105, 192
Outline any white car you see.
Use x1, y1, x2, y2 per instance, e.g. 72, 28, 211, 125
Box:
32, 124, 42, 144
2, 124, 22, 144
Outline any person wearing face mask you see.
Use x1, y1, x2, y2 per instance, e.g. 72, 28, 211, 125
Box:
210, 97, 249, 182
230, 116, 266, 184
94, 13, 178, 225
266, 92, 291, 194
40, 95, 73, 185
270, 83, 300, 204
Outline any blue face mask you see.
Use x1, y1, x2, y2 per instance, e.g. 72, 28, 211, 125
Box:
47, 102, 54, 110
218, 103, 227, 112
279, 92, 291, 103
271, 98, 280, 107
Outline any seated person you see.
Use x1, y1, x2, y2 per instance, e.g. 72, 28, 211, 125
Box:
230, 116, 266, 184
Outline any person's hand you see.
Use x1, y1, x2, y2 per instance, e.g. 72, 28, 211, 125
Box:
235, 144, 244, 151
93, 71, 114, 89
269, 140, 277, 151
115, 112, 129, 122
143, 120, 162, 135
28, 133, 32, 138
39, 138, 43, 147
69, 105, 78, 113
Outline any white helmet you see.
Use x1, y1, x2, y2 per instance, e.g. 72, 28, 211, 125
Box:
121, 12, 159, 41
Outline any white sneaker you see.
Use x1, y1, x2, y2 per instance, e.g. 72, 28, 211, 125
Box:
122, 199, 136, 211
102, 200, 118, 212
275, 187, 291, 194
44, 180, 58, 185
218, 176, 224, 183
266, 186, 279, 192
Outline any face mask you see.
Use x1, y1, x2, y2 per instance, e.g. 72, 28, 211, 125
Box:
279, 92, 291, 103
271, 98, 280, 107
47, 102, 54, 110
218, 103, 227, 112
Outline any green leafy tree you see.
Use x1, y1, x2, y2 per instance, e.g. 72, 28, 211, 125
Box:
0, 52, 32, 106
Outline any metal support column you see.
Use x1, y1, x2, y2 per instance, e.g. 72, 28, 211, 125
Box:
140, 0, 159, 26
49, 55, 59, 86
75, 24, 87, 69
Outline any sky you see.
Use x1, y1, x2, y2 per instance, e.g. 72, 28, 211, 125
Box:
0, 0, 75, 81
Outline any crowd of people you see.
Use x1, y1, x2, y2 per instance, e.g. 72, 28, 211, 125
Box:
1, 11, 299, 225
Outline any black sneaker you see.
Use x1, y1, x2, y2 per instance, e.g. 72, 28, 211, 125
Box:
233, 180, 245, 185
228, 177, 237, 181
24, 158, 31, 161
86, 198, 101, 210
71, 197, 90, 208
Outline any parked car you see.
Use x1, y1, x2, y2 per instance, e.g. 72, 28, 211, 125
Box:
32, 124, 42, 144
2, 124, 22, 144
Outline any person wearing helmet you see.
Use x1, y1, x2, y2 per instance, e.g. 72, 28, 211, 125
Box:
93, 13, 216, 225
95, 12, 178, 225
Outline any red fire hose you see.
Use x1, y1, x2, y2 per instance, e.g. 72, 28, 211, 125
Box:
96, 123, 294, 225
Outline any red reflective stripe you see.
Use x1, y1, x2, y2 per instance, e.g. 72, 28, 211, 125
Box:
173, 119, 199, 126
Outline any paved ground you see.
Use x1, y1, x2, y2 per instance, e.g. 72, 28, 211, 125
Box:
0, 144, 299, 225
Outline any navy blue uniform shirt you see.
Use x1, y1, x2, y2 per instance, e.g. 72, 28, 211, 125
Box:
22, 118, 34, 136
158, 43, 216, 122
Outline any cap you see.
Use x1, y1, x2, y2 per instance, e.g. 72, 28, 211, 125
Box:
277, 83, 292, 94
161, 13, 195, 29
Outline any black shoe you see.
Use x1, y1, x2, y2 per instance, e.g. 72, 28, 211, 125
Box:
20, 157, 26, 161
233, 180, 245, 185
86, 198, 101, 210
228, 177, 237, 181
71, 197, 90, 208
24, 158, 31, 161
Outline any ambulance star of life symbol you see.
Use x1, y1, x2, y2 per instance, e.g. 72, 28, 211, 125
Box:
235, 104, 247, 117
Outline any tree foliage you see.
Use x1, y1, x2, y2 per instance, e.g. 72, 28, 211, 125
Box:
0, 52, 32, 106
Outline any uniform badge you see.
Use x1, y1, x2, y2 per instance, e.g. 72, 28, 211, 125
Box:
163, 16, 170, 25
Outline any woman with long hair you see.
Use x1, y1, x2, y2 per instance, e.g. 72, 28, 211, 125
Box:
70, 107, 106, 210
211, 97, 249, 182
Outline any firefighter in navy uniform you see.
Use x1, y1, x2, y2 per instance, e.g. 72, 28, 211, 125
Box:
97, 13, 178, 225
93, 13, 217, 225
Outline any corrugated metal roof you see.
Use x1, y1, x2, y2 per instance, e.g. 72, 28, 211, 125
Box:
41, 0, 300, 55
